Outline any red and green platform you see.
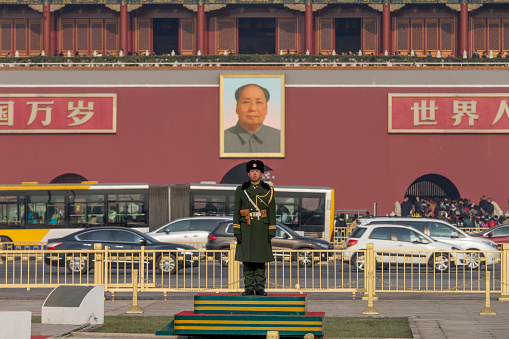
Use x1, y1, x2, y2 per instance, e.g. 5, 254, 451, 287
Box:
156, 293, 324, 337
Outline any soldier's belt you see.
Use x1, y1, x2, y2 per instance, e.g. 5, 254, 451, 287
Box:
250, 209, 267, 218
240, 209, 267, 225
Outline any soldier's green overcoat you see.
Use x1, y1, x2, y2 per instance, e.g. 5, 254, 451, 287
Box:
233, 181, 276, 263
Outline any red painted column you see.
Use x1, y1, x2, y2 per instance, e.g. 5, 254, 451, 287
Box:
197, 2, 205, 54
459, 2, 468, 57
50, 10, 57, 55
382, 1, 391, 55
128, 13, 133, 53
43, 3, 51, 56
120, 2, 128, 53
305, 1, 313, 54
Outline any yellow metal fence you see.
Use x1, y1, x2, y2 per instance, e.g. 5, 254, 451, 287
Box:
1, 243, 509, 300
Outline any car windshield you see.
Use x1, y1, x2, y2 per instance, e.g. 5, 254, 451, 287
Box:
479, 227, 496, 236
278, 224, 300, 237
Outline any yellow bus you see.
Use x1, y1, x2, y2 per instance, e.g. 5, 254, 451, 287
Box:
0, 182, 334, 244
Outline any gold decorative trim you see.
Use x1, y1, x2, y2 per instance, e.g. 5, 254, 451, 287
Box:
469, 4, 483, 11
205, 4, 227, 12
28, 5, 43, 12
368, 4, 404, 12
183, 4, 197, 12
313, 4, 327, 11
51, 5, 65, 12
284, 4, 306, 11
284, 4, 326, 12
183, 4, 225, 12
445, 4, 460, 11
445, 3, 482, 12
390, 4, 405, 12
105, 4, 120, 12
104, 4, 140, 12
128, 5, 143, 12
368, 4, 382, 11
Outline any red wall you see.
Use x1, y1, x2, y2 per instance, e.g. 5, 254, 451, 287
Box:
2, 86, 509, 215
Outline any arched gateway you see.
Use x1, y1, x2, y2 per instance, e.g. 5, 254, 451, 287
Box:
405, 174, 460, 201
50, 173, 88, 184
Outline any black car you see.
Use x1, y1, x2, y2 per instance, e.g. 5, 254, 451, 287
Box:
44, 226, 197, 274
206, 221, 333, 266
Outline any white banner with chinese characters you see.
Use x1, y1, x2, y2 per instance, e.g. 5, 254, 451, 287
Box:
388, 93, 509, 133
0, 94, 116, 133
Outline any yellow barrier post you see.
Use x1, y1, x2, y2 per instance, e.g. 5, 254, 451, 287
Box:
498, 244, 509, 301
139, 246, 145, 292
228, 243, 240, 291
103, 246, 109, 293
362, 243, 379, 315
126, 269, 143, 314
93, 243, 103, 286
480, 272, 496, 315
361, 245, 378, 301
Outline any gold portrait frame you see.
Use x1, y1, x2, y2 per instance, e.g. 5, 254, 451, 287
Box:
220, 74, 285, 158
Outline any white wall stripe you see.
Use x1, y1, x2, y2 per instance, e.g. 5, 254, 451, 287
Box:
1, 84, 509, 88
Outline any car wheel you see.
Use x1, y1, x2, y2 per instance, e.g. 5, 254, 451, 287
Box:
465, 250, 484, 269
295, 248, 313, 267
218, 247, 229, 266
351, 253, 365, 272
429, 252, 450, 272
0, 236, 13, 250
67, 256, 88, 274
157, 254, 176, 274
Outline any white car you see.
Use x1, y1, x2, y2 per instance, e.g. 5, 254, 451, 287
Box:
346, 224, 464, 272
146, 216, 230, 248
357, 217, 500, 269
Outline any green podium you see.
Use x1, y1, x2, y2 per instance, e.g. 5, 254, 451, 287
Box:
156, 293, 324, 337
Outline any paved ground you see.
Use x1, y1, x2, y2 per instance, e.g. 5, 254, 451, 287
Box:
1, 290, 508, 338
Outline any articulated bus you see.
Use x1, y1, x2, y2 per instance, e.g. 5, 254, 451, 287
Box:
0, 182, 334, 244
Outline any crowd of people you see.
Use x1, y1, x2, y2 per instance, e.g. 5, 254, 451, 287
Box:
398, 195, 509, 229
334, 195, 509, 231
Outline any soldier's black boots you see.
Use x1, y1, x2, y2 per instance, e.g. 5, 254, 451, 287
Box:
256, 289, 267, 296
242, 289, 254, 296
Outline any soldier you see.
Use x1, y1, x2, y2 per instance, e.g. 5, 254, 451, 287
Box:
233, 160, 276, 296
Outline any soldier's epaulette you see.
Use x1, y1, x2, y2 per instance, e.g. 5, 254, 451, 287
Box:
260, 181, 271, 190
241, 181, 251, 190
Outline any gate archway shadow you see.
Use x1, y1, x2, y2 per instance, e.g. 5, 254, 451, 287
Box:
405, 174, 460, 200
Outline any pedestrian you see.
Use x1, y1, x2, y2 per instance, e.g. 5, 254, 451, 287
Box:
233, 160, 276, 296
336, 213, 347, 228
463, 214, 474, 229
413, 196, 423, 213
350, 214, 359, 227
400, 196, 413, 217
486, 198, 494, 216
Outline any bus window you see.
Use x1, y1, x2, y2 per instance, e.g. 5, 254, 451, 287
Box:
276, 196, 298, 226
71, 194, 104, 225
192, 194, 227, 216
27, 194, 65, 225
108, 194, 146, 225
0, 196, 21, 225
300, 196, 325, 231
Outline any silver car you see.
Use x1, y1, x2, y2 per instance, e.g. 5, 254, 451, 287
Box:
146, 216, 230, 248
357, 217, 500, 269
346, 224, 464, 272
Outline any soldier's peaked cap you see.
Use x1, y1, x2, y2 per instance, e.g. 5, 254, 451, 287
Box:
246, 160, 265, 173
